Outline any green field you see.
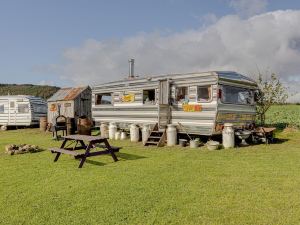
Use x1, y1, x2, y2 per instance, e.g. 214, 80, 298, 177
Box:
1, 105, 300, 225
265, 104, 300, 128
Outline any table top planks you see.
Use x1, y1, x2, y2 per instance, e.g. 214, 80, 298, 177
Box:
62, 134, 106, 142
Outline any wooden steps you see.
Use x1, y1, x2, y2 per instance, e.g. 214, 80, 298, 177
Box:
144, 124, 166, 147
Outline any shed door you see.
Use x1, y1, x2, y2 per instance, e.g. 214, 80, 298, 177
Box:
8, 100, 16, 125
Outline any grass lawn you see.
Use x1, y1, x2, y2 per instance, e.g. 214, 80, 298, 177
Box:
1, 129, 300, 225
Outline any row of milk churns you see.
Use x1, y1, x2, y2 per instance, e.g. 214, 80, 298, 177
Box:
100, 122, 151, 143
100, 121, 235, 148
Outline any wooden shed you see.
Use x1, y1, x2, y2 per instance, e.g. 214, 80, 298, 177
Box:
47, 86, 91, 125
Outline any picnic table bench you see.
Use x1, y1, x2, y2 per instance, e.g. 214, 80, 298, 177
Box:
49, 135, 120, 168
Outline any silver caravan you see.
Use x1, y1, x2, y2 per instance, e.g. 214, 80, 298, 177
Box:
0, 95, 47, 130
92, 71, 258, 136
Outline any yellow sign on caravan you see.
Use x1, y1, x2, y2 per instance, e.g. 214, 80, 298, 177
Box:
121, 93, 135, 103
182, 104, 202, 112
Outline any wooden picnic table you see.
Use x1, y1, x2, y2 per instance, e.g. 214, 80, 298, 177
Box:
49, 134, 119, 168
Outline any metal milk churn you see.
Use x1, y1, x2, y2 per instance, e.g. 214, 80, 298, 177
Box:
167, 124, 177, 146
100, 122, 109, 138
120, 131, 127, 140
109, 122, 117, 140
142, 124, 151, 144
115, 131, 121, 140
130, 124, 140, 142
222, 123, 235, 148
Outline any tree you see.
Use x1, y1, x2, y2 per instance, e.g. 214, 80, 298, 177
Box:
256, 72, 288, 125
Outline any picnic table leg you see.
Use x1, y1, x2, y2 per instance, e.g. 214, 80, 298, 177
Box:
54, 139, 67, 162
104, 139, 118, 162
78, 142, 92, 168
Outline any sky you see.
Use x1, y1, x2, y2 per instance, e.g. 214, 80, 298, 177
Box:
1, 0, 300, 100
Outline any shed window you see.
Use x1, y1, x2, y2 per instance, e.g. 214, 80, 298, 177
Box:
0, 104, 4, 113
197, 86, 211, 102
143, 89, 155, 104
176, 87, 188, 103
18, 104, 29, 113
95, 93, 112, 105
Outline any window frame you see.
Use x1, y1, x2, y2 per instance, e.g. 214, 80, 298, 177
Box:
17, 103, 30, 113
196, 85, 212, 103
175, 86, 189, 104
95, 93, 113, 105
0, 104, 4, 113
143, 89, 156, 104
220, 85, 255, 105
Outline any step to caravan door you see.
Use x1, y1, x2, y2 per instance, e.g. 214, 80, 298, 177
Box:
8, 100, 16, 125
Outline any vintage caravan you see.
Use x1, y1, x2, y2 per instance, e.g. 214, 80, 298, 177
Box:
92, 71, 258, 137
0, 95, 47, 130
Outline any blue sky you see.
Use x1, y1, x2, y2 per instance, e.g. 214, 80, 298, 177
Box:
0, 0, 300, 87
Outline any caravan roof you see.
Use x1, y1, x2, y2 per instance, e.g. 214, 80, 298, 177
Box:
93, 71, 257, 88
0, 95, 42, 100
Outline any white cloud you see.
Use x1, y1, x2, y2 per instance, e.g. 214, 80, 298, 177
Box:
229, 0, 268, 18
58, 10, 300, 101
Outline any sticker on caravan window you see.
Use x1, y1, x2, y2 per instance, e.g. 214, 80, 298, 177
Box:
121, 93, 135, 103
182, 104, 202, 112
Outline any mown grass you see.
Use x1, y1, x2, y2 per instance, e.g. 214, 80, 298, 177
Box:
1, 129, 300, 224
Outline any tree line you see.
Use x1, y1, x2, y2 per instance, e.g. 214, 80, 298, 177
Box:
0, 84, 60, 100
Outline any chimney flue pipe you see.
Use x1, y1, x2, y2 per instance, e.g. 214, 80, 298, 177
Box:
128, 58, 134, 79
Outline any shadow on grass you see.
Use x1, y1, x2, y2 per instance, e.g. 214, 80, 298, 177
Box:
116, 152, 147, 161
84, 159, 106, 167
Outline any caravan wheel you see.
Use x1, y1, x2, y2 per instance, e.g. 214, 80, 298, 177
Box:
1, 125, 7, 131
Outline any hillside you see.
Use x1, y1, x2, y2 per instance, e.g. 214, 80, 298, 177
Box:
0, 84, 60, 100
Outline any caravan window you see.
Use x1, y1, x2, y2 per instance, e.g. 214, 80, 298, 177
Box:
221, 85, 254, 105
0, 104, 4, 113
176, 87, 188, 103
18, 104, 29, 113
95, 93, 112, 105
143, 89, 156, 104
197, 86, 211, 102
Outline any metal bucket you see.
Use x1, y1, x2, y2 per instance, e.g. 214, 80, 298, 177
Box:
179, 139, 187, 147
190, 140, 200, 148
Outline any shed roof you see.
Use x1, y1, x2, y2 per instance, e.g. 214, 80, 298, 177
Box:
47, 86, 89, 102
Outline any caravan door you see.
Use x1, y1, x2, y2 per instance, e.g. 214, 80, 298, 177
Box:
158, 79, 170, 128
8, 100, 16, 125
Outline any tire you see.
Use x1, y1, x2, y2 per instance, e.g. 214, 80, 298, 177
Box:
1, 125, 7, 131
